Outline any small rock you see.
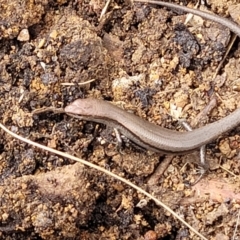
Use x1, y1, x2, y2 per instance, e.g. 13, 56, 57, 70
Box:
17, 29, 30, 41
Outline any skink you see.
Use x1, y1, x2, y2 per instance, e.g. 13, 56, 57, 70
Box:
65, 2, 240, 154
65, 98, 240, 154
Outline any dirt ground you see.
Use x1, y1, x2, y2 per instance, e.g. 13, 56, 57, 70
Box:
0, 0, 240, 239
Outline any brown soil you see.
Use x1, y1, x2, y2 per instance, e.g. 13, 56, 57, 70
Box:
0, 0, 240, 239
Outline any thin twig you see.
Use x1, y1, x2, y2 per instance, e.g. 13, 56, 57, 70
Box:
0, 123, 207, 240
232, 209, 240, 240
100, 0, 112, 21
31, 107, 65, 115
61, 78, 96, 86
147, 156, 174, 186
213, 34, 237, 79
